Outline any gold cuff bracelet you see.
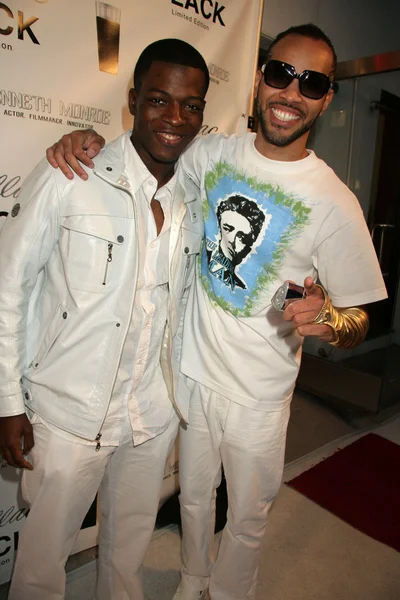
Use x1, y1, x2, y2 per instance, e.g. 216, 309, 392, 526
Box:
312, 285, 369, 349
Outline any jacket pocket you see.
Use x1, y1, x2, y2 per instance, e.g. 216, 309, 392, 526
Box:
60, 215, 126, 293
28, 303, 69, 371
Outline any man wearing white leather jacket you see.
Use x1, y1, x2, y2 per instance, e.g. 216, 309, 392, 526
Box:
0, 39, 207, 600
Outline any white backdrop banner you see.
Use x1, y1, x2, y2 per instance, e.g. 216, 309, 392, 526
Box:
0, 0, 262, 583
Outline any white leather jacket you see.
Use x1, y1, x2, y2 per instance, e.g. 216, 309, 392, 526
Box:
0, 134, 203, 438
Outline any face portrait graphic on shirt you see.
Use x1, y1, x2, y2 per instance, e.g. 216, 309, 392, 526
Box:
206, 195, 267, 291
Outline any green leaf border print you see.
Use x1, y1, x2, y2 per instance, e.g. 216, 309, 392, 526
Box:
199, 161, 311, 317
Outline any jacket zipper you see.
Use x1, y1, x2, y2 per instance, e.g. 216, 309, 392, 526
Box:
93, 168, 140, 439
102, 243, 113, 285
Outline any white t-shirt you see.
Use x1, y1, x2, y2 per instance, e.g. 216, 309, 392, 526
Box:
179, 133, 387, 411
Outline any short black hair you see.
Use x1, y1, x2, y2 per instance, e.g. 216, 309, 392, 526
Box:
217, 195, 265, 242
266, 23, 337, 76
133, 38, 210, 94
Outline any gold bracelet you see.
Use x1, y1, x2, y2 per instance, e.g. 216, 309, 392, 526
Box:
312, 285, 369, 349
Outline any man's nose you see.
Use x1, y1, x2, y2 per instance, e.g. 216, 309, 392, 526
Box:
163, 101, 185, 125
279, 79, 303, 104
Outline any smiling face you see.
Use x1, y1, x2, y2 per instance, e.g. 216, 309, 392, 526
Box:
129, 61, 207, 181
254, 34, 335, 161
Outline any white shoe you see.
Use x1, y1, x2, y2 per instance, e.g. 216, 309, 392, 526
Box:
172, 583, 209, 600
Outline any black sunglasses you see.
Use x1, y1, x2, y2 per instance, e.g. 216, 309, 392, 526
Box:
262, 60, 338, 100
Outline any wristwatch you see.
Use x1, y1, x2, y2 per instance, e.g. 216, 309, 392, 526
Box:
271, 281, 305, 311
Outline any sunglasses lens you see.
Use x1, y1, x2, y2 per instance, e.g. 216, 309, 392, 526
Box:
263, 61, 332, 100
300, 71, 331, 100
263, 61, 294, 89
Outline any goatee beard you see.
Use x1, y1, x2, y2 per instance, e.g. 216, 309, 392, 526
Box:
255, 99, 318, 148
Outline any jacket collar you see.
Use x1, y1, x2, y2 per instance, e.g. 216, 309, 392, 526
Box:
92, 132, 131, 191
93, 131, 178, 197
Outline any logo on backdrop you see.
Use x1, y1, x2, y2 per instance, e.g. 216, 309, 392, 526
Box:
0, 505, 29, 566
0, 3, 41, 48
208, 63, 229, 86
171, 0, 226, 30
95, 2, 121, 75
0, 174, 21, 200
0, 89, 112, 128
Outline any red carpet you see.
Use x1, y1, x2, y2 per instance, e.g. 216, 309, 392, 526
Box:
287, 433, 400, 552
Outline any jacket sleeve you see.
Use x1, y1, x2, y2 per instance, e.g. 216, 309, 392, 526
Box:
0, 159, 62, 417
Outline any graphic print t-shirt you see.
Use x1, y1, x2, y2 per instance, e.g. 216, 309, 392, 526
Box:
179, 133, 387, 410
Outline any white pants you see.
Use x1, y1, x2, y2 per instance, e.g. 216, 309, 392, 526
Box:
8, 415, 179, 600
178, 377, 290, 600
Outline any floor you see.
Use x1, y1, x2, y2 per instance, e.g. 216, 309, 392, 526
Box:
1, 388, 399, 599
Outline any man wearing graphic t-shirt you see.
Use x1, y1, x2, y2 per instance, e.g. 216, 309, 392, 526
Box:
45, 24, 387, 600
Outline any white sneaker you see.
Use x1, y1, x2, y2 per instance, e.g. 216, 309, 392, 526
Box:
172, 583, 209, 600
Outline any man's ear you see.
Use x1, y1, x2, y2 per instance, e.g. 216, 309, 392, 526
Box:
320, 88, 334, 117
254, 69, 263, 99
128, 88, 137, 116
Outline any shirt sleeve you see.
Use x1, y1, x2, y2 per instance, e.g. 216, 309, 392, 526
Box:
179, 134, 227, 186
314, 214, 387, 308
179, 137, 205, 186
